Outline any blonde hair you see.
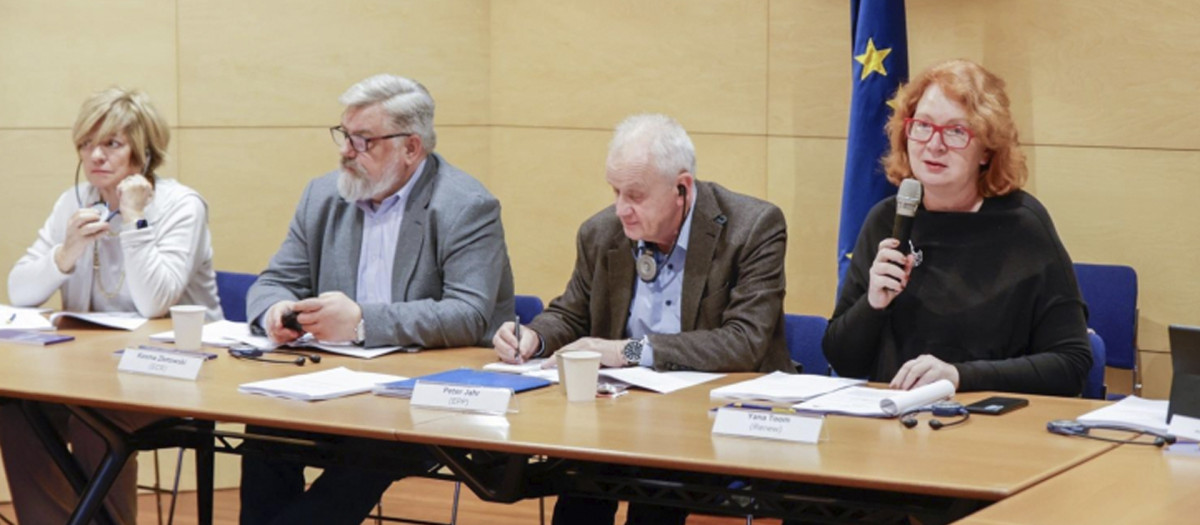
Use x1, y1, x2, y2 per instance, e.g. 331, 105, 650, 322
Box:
72, 87, 169, 179
882, 59, 1027, 197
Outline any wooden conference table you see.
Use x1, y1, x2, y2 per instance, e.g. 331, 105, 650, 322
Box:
956, 444, 1200, 525
0, 319, 1125, 524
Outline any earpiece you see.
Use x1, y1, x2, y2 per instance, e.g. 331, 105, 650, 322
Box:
899, 401, 970, 430
677, 184, 686, 196
1046, 419, 1176, 447
142, 149, 153, 176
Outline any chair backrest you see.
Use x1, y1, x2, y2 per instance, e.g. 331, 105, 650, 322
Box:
1073, 263, 1138, 371
1084, 330, 1108, 400
785, 314, 830, 375
215, 271, 258, 322
514, 295, 544, 325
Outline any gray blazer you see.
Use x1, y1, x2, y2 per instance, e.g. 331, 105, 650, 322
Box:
248, 154, 514, 348
528, 181, 792, 373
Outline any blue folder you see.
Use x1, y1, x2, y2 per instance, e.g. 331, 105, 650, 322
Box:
376, 368, 552, 397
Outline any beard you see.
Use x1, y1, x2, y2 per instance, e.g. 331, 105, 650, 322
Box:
337, 156, 403, 202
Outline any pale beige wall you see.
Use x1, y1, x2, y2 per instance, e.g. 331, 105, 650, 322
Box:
0, 0, 1196, 501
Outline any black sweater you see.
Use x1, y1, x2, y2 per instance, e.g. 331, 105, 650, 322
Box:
824, 190, 1092, 396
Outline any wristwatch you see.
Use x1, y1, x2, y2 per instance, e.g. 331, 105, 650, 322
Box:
353, 318, 366, 345
622, 339, 643, 366
135, 218, 149, 230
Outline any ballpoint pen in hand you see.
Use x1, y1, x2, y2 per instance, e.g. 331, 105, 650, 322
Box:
6, 313, 15, 325
512, 315, 523, 363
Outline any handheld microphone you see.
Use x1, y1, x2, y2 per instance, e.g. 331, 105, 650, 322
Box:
892, 178, 923, 255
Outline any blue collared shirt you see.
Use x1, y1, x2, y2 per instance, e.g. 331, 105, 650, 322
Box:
625, 196, 696, 367
355, 158, 426, 304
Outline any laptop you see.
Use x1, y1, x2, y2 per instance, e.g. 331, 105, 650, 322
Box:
1166, 325, 1200, 422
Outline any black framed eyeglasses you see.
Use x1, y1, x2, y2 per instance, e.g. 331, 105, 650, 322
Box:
329, 126, 412, 153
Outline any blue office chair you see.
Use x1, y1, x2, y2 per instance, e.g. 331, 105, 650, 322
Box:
515, 294, 545, 325
1073, 263, 1138, 398
785, 314, 831, 375
215, 271, 258, 322
1084, 330, 1108, 400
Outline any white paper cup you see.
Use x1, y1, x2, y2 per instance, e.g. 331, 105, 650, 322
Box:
560, 350, 601, 402
169, 305, 206, 351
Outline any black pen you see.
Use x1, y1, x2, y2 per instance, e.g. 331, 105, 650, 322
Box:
513, 316, 522, 363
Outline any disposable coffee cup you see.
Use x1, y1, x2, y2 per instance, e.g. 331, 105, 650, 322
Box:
169, 305, 206, 351
559, 350, 602, 402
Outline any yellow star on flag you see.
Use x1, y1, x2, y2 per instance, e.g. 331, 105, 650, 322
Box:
854, 38, 892, 81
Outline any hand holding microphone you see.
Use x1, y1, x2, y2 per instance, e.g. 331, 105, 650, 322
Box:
868, 179, 922, 310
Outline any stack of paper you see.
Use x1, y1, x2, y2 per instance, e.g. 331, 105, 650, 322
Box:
238, 367, 404, 401
598, 368, 724, 394
0, 306, 54, 331
793, 379, 956, 417
1076, 395, 1170, 433
710, 371, 866, 403
482, 359, 549, 374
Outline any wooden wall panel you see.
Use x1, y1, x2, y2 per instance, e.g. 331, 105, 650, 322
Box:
177, 0, 489, 127
0, 1, 178, 128
178, 128, 333, 274
979, 0, 1200, 150
767, 0, 848, 138
490, 127, 614, 301
0, 130, 74, 309
767, 136, 845, 316
1030, 146, 1200, 352
491, 0, 769, 134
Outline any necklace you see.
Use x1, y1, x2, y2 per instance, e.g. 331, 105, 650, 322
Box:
92, 239, 126, 300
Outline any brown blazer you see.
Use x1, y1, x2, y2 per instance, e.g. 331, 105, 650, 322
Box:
528, 181, 791, 373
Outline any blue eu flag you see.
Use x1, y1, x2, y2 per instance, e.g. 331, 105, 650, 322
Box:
837, 0, 908, 289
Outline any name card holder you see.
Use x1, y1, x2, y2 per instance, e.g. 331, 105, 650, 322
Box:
118, 347, 205, 381
711, 407, 824, 444
410, 381, 517, 415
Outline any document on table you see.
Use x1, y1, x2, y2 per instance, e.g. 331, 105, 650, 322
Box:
482, 359, 549, 374
598, 367, 724, 394
793, 379, 956, 417
238, 366, 406, 401
151, 320, 264, 347
152, 321, 412, 358
1076, 395, 1170, 433
0, 305, 54, 331
709, 371, 866, 403
49, 311, 148, 331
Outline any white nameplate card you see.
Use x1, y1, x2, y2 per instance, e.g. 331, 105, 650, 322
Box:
1168, 414, 1200, 443
711, 407, 823, 444
410, 381, 514, 415
118, 347, 205, 380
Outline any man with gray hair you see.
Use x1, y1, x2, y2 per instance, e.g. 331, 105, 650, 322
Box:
493, 113, 791, 525
241, 74, 514, 524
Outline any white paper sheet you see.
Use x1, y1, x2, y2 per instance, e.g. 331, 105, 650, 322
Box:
238, 366, 405, 401
709, 371, 866, 403
598, 367, 724, 394
49, 311, 147, 331
1077, 395, 1170, 433
152, 321, 410, 358
793, 379, 955, 417
0, 305, 54, 331
483, 359, 549, 374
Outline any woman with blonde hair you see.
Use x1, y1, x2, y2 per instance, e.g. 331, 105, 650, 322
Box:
1, 87, 221, 524
823, 59, 1091, 396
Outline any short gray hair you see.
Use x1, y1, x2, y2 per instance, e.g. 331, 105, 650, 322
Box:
607, 114, 696, 180
339, 74, 437, 151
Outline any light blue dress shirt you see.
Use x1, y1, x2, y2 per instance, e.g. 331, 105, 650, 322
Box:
355, 158, 426, 304
626, 196, 696, 367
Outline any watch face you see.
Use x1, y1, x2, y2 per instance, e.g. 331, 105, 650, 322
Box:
623, 340, 642, 363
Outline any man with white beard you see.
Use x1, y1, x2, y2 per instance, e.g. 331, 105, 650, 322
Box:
240, 74, 514, 525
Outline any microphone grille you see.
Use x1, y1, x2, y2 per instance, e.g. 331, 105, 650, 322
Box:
896, 178, 923, 217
